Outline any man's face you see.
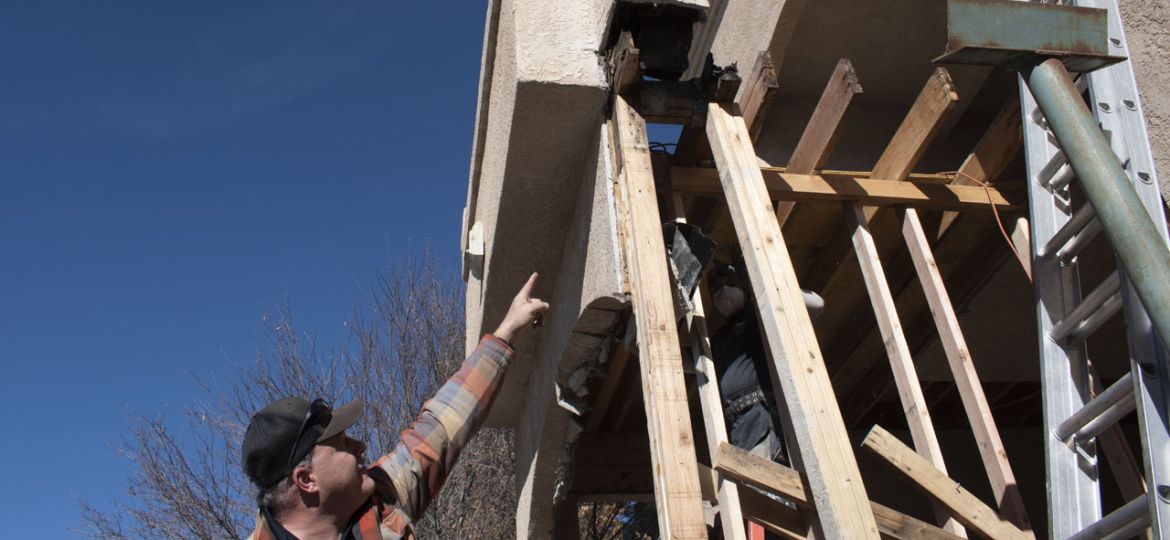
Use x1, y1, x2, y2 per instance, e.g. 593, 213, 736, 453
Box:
310, 432, 375, 513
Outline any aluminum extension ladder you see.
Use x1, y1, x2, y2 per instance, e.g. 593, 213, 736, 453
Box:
1023, 0, 1170, 538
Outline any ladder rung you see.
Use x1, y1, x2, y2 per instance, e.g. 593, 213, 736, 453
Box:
1055, 217, 1104, 263
1049, 162, 1076, 191
1055, 372, 1135, 443
1041, 204, 1097, 258
1039, 150, 1067, 187
1074, 390, 1136, 445
1050, 272, 1122, 343
1068, 493, 1150, 540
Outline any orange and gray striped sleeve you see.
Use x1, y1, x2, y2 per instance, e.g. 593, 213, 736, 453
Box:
369, 334, 513, 526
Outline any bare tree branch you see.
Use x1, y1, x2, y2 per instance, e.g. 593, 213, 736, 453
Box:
76, 248, 515, 539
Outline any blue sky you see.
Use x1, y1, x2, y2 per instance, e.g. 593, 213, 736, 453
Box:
0, 2, 485, 536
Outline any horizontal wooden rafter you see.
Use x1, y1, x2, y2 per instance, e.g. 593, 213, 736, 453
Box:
671, 168, 1023, 211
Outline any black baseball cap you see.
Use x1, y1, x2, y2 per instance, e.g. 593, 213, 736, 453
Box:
242, 397, 364, 488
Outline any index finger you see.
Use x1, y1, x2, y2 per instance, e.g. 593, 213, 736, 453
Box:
518, 272, 539, 299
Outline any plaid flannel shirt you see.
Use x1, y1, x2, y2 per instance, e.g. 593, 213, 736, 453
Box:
249, 334, 513, 540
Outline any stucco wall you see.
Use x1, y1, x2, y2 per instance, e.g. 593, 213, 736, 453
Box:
1119, 0, 1170, 202
514, 123, 626, 539
462, 0, 610, 427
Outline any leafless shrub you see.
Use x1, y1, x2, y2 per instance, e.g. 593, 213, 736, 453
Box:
77, 249, 515, 539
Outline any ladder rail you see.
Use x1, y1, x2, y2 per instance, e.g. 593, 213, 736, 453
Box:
1021, 76, 1102, 537
1078, 0, 1170, 536
1028, 0, 1170, 537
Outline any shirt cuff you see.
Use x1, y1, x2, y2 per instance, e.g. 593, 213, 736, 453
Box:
482, 333, 514, 354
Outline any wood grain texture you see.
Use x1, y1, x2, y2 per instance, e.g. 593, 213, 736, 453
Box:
937, 94, 1025, 239
844, 202, 962, 536
871, 67, 960, 181
610, 96, 707, 539
714, 443, 964, 540
901, 207, 1031, 532
862, 426, 1032, 540
671, 193, 748, 540
776, 58, 863, 228
670, 168, 1022, 211
788, 59, 863, 175
740, 51, 780, 143
706, 102, 879, 539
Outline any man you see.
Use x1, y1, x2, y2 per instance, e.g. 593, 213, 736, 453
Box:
243, 273, 549, 539
708, 263, 823, 464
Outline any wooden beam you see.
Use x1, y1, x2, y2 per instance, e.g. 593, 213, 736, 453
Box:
714, 443, 964, 540
706, 102, 879, 539
673, 50, 779, 167
775, 58, 864, 227
609, 95, 707, 539
788, 59, 864, 174
670, 168, 1023, 211
740, 51, 780, 143
843, 202, 962, 536
834, 220, 1011, 426
936, 95, 1032, 280
937, 95, 1024, 237
796, 66, 960, 294
672, 192, 748, 540
936, 65, 994, 138
861, 427, 1032, 540
871, 67, 960, 181
901, 208, 1032, 531
697, 463, 808, 539
800, 65, 959, 370
609, 31, 640, 97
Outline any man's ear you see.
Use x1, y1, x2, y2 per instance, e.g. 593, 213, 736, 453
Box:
291, 463, 318, 494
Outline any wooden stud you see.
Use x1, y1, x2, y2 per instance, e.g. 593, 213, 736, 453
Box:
937, 95, 1024, 237
697, 463, 808, 539
843, 202, 963, 536
861, 427, 1032, 540
674, 49, 781, 168
834, 220, 1011, 425
793, 66, 959, 294
706, 102, 879, 539
610, 95, 707, 539
672, 193, 748, 540
788, 59, 864, 175
954, 95, 1022, 188
714, 443, 964, 540
670, 168, 1023, 212
740, 51, 780, 143
936, 65, 994, 138
775, 58, 864, 228
871, 67, 960, 182
901, 207, 1031, 531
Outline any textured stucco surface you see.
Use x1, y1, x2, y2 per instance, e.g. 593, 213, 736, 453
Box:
514, 125, 625, 539
1119, 0, 1170, 202
462, 0, 609, 428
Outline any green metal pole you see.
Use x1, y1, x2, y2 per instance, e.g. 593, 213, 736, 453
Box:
1025, 58, 1170, 352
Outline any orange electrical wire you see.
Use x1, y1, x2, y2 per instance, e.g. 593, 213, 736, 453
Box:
938, 170, 1033, 284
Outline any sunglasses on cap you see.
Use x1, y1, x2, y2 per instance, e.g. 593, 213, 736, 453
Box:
287, 398, 332, 473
